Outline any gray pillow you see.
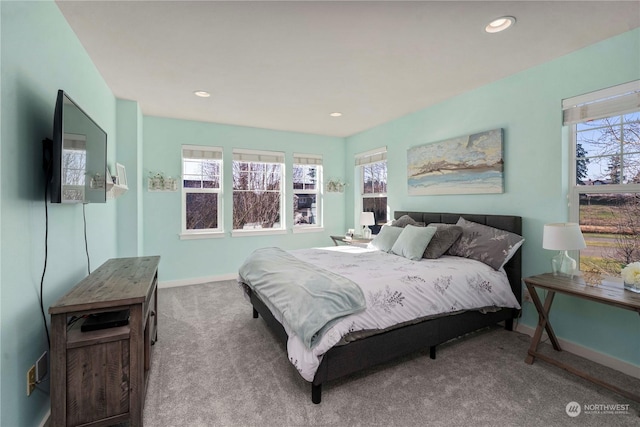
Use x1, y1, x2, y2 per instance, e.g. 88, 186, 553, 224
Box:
391, 214, 425, 228
368, 226, 403, 252
391, 225, 437, 261
447, 217, 524, 270
423, 223, 463, 259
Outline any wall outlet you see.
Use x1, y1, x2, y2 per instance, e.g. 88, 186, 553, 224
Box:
27, 365, 36, 396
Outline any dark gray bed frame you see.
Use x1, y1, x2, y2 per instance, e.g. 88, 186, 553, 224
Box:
244, 211, 523, 403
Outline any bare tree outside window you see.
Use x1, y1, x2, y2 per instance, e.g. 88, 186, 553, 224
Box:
293, 163, 320, 226
182, 147, 222, 233
576, 113, 639, 185
233, 161, 282, 230
362, 160, 388, 225
575, 111, 640, 275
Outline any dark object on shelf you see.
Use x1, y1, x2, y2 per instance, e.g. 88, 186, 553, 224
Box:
81, 309, 130, 332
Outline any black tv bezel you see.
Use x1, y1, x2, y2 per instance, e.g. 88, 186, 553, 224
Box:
50, 90, 108, 204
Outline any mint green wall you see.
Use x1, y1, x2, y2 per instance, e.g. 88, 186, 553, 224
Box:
142, 117, 346, 281
0, 2, 638, 425
116, 99, 144, 256
345, 29, 640, 366
1, 2, 119, 426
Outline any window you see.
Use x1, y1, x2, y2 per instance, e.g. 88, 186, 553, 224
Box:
181, 145, 223, 236
356, 147, 388, 227
293, 153, 322, 229
233, 149, 285, 233
565, 81, 640, 276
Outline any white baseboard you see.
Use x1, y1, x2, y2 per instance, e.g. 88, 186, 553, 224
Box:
38, 409, 50, 427
158, 273, 237, 289
515, 323, 640, 379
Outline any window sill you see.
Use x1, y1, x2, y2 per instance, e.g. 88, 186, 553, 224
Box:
292, 226, 324, 234
179, 231, 225, 240
232, 229, 287, 237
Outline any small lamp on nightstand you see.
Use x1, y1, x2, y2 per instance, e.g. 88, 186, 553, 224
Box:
360, 212, 375, 239
542, 223, 586, 278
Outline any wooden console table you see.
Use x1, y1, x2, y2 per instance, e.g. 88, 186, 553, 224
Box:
330, 235, 373, 247
523, 273, 640, 403
49, 256, 160, 427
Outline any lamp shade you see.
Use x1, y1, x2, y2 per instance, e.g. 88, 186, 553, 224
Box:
542, 223, 586, 250
360, 211, 375, 226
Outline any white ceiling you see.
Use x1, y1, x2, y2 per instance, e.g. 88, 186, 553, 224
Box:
56, 1, 640, 137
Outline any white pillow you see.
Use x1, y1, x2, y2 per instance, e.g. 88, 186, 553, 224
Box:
368, 226, 403, 252
391, 225, 437, 260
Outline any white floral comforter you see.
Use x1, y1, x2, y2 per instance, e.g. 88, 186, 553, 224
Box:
252, 245, 520, 382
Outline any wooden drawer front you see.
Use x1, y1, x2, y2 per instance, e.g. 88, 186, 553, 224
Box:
66, 339, 130, 426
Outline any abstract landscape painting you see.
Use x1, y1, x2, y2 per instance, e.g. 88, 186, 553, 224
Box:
407, 129, 504, 195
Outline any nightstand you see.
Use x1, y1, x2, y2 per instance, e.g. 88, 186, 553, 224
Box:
523, 273, 640, 403
330, 235, 373, 247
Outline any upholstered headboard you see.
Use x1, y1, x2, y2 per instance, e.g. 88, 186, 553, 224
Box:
394, 211, 523, 304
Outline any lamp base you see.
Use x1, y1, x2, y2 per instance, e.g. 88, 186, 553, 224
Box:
362, 226, 371, 239
551, 250, 577, 277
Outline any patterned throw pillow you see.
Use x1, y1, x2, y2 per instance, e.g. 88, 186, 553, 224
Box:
391, 225, 437, 261
391, 214, 425, 228
423, 224, 463, 259
447, 217, 524, 270
368, 225, 403, 252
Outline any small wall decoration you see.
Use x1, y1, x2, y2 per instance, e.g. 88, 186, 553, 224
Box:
326, 178, 346, 193
148, 171, 178, 192
116, 163, 128, 187
407, 128, 504, 195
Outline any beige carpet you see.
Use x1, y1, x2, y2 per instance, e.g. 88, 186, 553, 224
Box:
143, 281, 640, 426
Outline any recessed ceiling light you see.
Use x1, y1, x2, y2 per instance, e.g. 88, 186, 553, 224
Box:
194, 90, 211, 98
485, 16, 516, 33
329, 112, 342, 117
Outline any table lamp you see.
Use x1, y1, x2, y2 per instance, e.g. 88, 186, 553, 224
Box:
360, 212, 375, 239
542, 223, 586, 277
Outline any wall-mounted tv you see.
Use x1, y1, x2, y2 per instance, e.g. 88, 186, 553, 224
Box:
50, 90, 107, 203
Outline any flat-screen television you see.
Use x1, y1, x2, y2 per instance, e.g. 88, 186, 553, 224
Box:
50, 90, 107, 203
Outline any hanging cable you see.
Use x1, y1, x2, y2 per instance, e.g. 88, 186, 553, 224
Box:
40, 139, 52, 348
83, 203, 90, 275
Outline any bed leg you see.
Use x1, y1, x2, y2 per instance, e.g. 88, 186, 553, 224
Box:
252, 308, 259, 319
311, 384, 322, 404
429, 346, 436, 360
504, 318, 513, 331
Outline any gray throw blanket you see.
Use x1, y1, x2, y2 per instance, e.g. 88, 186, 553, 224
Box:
239, 247, 366, 348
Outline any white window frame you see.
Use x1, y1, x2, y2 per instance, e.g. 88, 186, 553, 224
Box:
180, 145, 224, 240
232, 149, 286, 237
566, 81, 640, 218
565, 81, 640, 269
356, 147, 388, 227
293, 153, 323, 233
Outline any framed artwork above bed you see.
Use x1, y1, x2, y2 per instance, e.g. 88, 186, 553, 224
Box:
407, 128, 504, 195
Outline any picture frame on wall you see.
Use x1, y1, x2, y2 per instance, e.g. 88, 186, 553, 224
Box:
116, 163, 128, 188
407, 128, 504, 195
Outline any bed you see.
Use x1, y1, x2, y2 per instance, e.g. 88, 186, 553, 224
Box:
239, 211, 523, 403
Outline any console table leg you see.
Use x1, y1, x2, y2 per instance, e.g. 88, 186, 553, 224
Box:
525, 284, 561, 364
